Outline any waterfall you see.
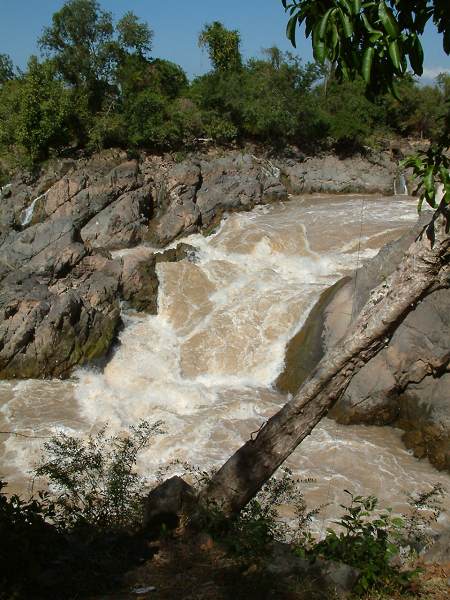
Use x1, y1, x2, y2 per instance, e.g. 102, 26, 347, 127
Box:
394, 172, 408, 196
20, 193, 45, 227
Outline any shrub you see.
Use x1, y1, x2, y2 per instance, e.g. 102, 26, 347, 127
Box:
308, 490, 414, 593
35, 420, 164, 531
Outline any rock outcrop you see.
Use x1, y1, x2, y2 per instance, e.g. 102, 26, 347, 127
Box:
280, 152, 396, 195
0, 253, 122, 379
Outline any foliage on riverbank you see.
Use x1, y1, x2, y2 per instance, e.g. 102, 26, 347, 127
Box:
0, 423, 447, 599
0, 0, 449, 172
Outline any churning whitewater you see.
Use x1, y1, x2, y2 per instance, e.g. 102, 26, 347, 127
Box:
1, 194, 449, 528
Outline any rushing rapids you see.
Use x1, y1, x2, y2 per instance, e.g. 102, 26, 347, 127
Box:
1, 194, 449, 529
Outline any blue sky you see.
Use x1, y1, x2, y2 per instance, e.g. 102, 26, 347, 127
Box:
1, 0, 449, 82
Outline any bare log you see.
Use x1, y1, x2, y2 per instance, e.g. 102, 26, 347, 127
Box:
200, 205, 450, 516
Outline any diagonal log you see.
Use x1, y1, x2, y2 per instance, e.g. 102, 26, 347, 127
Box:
200, 204, 450, 516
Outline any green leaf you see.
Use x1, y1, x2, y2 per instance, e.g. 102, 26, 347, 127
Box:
408, 35, 424, 75
331, 23, 339, 51
352, 0, 361, 14
286, 14, 298, 47
378, 1, 400, 39
362, 46, 375, 83
313, 40, 327, 63
369, 31, 383, 43
318, 8, 336, 40
339, 8, 354, 38
423, 166, 434, 194
389, 40, 402, 71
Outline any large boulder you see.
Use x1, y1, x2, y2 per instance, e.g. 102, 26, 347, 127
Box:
120, 243, 197, 314
146, 161, 202, 246
323, 216, 450, 471
146, 154, 287, 245
43, 158, 141, 226
0, 253, 122, 379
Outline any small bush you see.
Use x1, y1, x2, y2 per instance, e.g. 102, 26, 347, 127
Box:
35, 420, 164, 531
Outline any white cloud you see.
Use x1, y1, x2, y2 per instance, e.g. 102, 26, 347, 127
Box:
421, 66, 450, 81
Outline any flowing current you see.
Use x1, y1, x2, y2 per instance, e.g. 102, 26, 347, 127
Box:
1, 194, 449, 529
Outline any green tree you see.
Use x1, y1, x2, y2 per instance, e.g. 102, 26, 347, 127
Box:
0, 54, 14, 85
199, 21, 242, 72
38, 0, 152, 113
116, 11, 153, 57
0, 57, 74, 165
39, 0, 115, 105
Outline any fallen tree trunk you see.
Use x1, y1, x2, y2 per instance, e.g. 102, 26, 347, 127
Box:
200, 204, 450, 516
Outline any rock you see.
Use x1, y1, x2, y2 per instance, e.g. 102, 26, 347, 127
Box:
196, 154, 287, 228
143, 476, 196, 531
120, 243, 196, 314
44, 159, 141, 226
267, 542, 360, 598
281, 152, 396, 195
81, 185, 153, 250
398, 373, 450, 470
325, 221, 450, 471
146, 161, 202, 246
0, 217, 86, 281
327, 282, 450, 471
276, 278, 350, 394
120, 251, 159, 314
0, 254, 122, 379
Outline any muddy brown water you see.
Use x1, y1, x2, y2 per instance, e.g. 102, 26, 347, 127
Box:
1, 194, 449, 532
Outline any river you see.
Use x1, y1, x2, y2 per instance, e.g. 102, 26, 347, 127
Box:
1, 193, 449, 530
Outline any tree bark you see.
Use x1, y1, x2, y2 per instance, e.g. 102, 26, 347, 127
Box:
200, 205, 450, 517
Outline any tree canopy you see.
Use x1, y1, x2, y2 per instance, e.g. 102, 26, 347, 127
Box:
282, 0, 450, 208
198, 21, 242, 72
1, 1, 449, 167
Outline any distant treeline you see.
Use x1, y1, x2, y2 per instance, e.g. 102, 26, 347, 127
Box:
0, 0, 449, 172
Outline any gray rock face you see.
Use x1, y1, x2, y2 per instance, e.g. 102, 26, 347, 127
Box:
278, 216, 449, 471
81, 185, 153, 250
281, 152, 396, 195
0, 217, 86, 281
197, 154, 286, 228
0, 254, 122, 379
120, 243, 197, 314
145, 154, 287, 245
146, 161, 201, 246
